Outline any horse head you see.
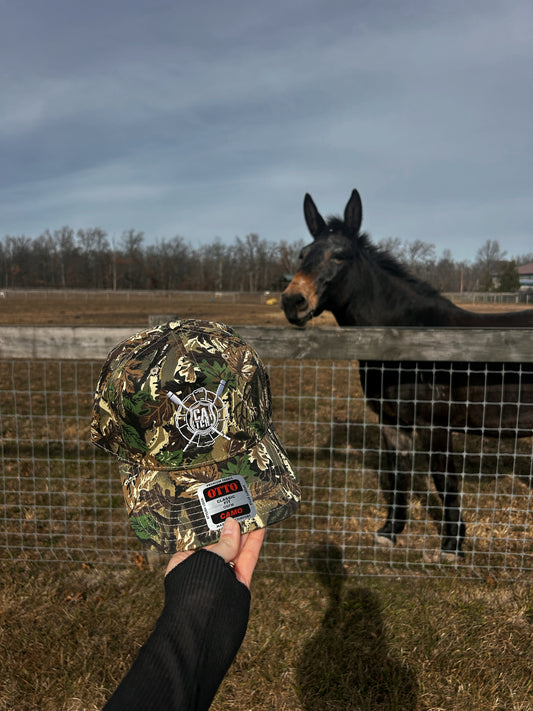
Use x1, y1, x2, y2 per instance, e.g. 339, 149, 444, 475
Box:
282, 189, 363, 327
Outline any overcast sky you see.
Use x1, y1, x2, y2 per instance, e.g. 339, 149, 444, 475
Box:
1, 0, 532, 262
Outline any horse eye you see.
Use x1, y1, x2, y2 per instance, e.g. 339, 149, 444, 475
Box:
331, 253, 347, 264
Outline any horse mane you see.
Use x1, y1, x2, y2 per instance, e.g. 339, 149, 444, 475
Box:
325, 214, 443, 300
325, 216, 350, 235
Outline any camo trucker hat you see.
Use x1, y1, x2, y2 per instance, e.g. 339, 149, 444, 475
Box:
91, 319, 300, 553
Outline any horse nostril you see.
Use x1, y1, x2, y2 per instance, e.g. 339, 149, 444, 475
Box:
282, 292, 307, 311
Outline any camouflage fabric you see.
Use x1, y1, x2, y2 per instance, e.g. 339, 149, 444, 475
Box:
91, 319, 300, 552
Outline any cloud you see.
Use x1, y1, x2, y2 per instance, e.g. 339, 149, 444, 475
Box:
1, 0, 532, 261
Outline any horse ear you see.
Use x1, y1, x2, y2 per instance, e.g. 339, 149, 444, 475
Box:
304, 193, 327, 239
344, 189, 363, 236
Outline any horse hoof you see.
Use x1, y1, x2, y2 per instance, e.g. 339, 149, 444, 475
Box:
374, 533, 395, 547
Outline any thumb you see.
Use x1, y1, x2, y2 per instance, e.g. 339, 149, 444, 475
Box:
206, 517, 241, 563
165, 518, 242, 577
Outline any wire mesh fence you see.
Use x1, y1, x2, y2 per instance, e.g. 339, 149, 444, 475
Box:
1, 326, 532, 580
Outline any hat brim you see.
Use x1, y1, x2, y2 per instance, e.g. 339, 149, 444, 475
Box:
119, 424, 300, 553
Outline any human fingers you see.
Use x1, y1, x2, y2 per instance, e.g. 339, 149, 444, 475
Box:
206, 516, 242, 563
165, 519, 265, 585
165, 518, 240, 576
233, 526, 266, 588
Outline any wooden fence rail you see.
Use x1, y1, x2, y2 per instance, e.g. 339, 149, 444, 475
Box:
1, 325, 533, 362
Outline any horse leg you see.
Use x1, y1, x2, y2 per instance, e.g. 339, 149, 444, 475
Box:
423, 428, 466, 556
375, 425, 413, 546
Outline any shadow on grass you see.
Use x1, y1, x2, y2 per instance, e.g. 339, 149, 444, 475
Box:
297, 544, 418, 711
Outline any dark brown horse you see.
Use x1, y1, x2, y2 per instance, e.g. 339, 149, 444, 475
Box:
282, 189, 533, 555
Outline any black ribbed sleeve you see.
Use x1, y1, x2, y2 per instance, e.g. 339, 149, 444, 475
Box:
102, 549, 251, 711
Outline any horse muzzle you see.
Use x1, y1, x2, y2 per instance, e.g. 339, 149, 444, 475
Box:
281, 286, 316, 327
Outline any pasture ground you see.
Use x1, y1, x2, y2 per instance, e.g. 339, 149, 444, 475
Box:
1, 289, 529, 327
1, 292, 533, 711
2, 560, 532, 711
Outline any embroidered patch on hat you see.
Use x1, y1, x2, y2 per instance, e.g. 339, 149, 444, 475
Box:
167, 380, 229, 451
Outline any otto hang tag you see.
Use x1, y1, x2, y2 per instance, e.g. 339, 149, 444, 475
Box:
198, 475, 257, 531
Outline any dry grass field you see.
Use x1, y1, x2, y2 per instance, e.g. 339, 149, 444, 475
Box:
1, 292, 533, 711
0, 290, 324, 327
1, 289, 530, 327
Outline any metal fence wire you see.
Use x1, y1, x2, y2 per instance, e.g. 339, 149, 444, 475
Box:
1, 349, 532, 580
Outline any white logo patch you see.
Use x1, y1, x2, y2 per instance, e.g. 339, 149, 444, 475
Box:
167, 380, 229, 451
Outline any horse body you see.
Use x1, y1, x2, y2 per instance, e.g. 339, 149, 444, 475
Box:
282, 189, 533, 554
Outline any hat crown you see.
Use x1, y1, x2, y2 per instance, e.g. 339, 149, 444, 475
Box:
91, 319, 271, 470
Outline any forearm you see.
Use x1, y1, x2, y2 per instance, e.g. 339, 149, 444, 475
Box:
103, 549, 251, 711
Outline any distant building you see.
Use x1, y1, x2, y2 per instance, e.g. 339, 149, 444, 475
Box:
518, 263, 533, 289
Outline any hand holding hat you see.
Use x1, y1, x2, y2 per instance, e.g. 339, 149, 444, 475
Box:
165, 517, 265, 589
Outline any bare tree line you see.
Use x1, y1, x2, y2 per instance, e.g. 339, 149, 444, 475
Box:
1, 226, 531, 293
